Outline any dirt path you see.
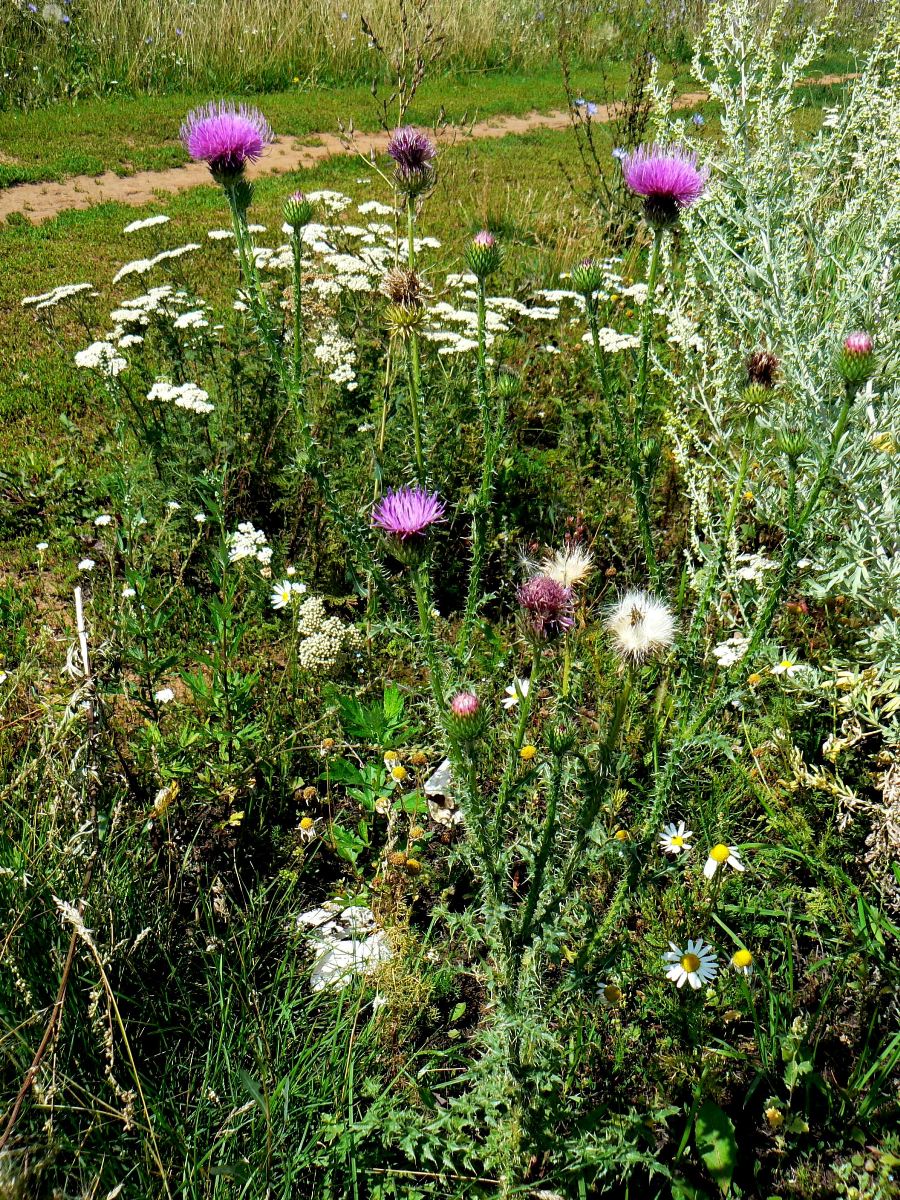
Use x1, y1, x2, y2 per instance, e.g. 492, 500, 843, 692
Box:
0, 75, 856, 224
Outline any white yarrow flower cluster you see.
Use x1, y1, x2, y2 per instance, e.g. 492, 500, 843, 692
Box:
313, 325, 358, 391
147, 381, 214, 414
712, 634, 750, 668
580, 327, 641, 353
22, 282, 94, 309
227, 522, 272, 565
123, 215, 171, 234
74, 342, 128, 376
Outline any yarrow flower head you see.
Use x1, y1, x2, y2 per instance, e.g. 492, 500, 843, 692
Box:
605, 590, 676, 664
622, 143, 708, 226
663, 938, 718, 990
387, 126, 437, 197
517, 574, 574, 640
180, 102, 274, 183
372, 486, 446, 544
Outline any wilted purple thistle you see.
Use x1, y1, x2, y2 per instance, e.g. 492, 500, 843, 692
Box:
180, 101, 274, 181
372, 486, 446, 539
387, 126, 436, 171
517, 574, 574, 639
622, 143, 708, 226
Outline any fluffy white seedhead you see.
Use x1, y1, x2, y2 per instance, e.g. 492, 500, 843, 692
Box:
605, 590, 676, 663
540, 544, 594, 588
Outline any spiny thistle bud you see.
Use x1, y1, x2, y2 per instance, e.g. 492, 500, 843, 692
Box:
494, 370, 521, 400
746, 349, 779, 389
381, 267, 424, 306
775, 429, 809, 465
738, 382, 771, 417
837, 331, 874, 383
446, 690, 486, 741
571, 257, 605, 298
384, 301, 426, 340
465, 230, 503, 280
284, 190, 313, 230
230, 178, 254, 214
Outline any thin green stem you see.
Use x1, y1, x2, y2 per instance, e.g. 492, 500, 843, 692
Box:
291, 233, 304, 393
633, 224, 663, 439
492, 646, 542, 847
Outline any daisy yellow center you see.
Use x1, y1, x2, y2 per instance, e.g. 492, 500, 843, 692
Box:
779, 659, 793, 669
299, 817, 314, 831
614, 829, 629, 840
710, 843, 731, 863
733, 949, 752, 969
681, 953, 701, 973
391, 765, 407, 781
670, 835, 684, 847
603, 985, 623, 1004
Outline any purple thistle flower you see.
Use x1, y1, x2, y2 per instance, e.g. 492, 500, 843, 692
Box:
622, 143, 708, 226
387, 126, 436, 172
180, 101, 274, 181
473, 230, 496, 248
844, 331, 873, 356
372, 486, 446, 540
450, 691, 480, 718
517, 574, 574, 639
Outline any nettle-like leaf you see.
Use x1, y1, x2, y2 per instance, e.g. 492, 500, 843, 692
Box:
695, 1100, 738, 1194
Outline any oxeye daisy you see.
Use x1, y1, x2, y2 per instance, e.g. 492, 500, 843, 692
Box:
770, 656, 802, 678
270, 580, 294, 610
180, 101, 274, 182
622, 143, 708, 226
502, 677, 530, 710
598, 981, 623, 1008
731, 948, 753, 976
703, 843, 745, 879
299, 816, 317, 842
605, 590, 676, 663
663, 938, 718, 990
659, 821, 693, 856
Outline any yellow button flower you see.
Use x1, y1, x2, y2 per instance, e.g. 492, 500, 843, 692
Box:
520, 744, 537, 761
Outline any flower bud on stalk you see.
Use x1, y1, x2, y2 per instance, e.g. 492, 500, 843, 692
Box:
465, 230, 503, 280
837, 331, 874, 384
284, 190, 314, 230
446, 690, 487, 741
387, 126, 437, 199
571, 257, 605, 299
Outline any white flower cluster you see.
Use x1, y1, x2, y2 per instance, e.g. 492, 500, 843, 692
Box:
113, 244, 201, 284
74, 341, 128, 376
312, 325, 358, 390
304, 190, 352, 213
227, 522, 272, 565
147, 380, 214, 415
735, 552, 779, 583
123, 215, 170, 234
711, 633, 750, 668
580, 327, 640, 353
357, 200, 394, 216
22, 282, 95, 310
172, 309, 209, 330
295, 595, 363, 673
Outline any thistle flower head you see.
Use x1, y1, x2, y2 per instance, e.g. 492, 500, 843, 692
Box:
571, 257, 605, 297
837, 330, 875, 383
540, 544, 593, 588
466, 229, 503, 279
180, 102, 274, 182
517, 574, 575, 639
387, 126, 437, 171
605, 590, 675, 663
372, 486, 445, 540
450, 691, 480, 717
381, 267, 424, 306
746, 349, 779, 389
284, 190, 313, 229
622, 143, 708, 226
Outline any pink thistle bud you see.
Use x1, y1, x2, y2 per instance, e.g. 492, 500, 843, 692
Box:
844, 331, 873, 356
450, 691, 480, 718
837, 330, 874, 383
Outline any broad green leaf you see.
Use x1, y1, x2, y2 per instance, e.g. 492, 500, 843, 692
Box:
695, 1100, 737, 1194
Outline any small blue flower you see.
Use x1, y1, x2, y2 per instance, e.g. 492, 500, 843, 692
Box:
692, 113, 705, 127
612, 146, 626, 161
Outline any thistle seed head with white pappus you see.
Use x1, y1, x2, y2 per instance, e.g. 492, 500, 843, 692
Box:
605, 590, 675, 663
